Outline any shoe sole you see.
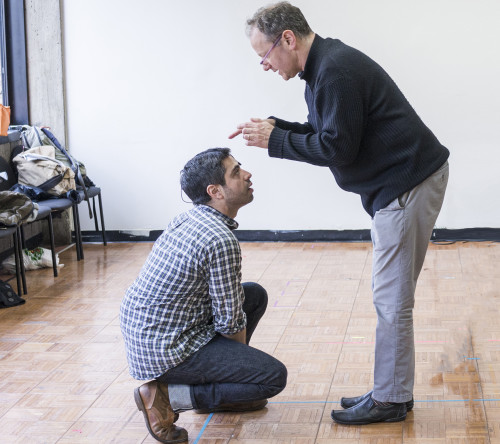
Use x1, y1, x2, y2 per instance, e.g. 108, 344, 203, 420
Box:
331, 412, 407, 425
195, 401, 268, 414
134, 387, 186, 444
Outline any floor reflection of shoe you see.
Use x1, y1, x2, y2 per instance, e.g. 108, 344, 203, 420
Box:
134, 380, 188, 443
331, 395, 407, 425
340, 390, 414, 411
195, 399, 268, 414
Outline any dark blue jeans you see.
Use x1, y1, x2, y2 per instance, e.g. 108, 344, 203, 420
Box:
156, 282, 287, 410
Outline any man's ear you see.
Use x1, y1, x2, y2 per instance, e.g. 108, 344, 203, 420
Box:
206, 184, 223, 200
283, 30, 297, 49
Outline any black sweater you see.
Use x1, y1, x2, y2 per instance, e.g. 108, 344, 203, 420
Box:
268, 35, 449, 217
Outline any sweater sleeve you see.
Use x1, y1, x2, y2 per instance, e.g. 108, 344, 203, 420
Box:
268, 77, 364, 167
270, 116, 314, 134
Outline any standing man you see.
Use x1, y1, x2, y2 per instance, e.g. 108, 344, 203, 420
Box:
230, 2, 449, 425
120, 148, 287, 443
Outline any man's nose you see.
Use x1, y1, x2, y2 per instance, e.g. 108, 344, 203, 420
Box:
264, 64, 277, 73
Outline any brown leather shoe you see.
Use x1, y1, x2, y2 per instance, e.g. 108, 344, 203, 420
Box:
195, 399, 268, 414
134, 381, 188, 443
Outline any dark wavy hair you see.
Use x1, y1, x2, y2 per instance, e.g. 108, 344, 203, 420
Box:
180, 148, 231, 205
246, 1, 312, 42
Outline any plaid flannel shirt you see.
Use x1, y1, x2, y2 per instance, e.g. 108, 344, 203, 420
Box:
119, 205, 246, 380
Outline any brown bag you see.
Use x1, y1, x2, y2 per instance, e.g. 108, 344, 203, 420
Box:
13, 145, 76, 196
0, 105, 10, 136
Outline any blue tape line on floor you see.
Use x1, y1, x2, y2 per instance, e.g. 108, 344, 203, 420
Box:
193, 413, 213, 444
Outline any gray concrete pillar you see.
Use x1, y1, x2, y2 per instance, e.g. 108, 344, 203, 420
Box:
24, 0, 71, 245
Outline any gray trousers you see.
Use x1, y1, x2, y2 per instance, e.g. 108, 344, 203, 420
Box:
371, 161, 449, 403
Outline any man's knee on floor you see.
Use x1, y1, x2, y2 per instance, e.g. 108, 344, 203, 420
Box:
243, 282, 268, 308
265, 360, 288, 397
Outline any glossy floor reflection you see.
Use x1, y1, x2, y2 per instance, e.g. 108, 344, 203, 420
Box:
0, 241, 499, 443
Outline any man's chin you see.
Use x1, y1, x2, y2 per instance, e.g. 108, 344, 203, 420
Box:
279, 72, 294, 81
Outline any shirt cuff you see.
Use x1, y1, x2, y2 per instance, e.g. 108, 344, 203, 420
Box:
215, 319, 246, 336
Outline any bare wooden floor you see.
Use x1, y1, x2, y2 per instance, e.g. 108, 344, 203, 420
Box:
1, 241, 499, 443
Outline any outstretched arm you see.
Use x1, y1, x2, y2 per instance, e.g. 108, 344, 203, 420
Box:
231, 79, 364, 167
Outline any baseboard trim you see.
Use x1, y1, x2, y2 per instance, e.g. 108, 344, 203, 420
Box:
81, 228, 500, 243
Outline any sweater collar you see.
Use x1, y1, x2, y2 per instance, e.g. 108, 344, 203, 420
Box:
299, 34, 326, 84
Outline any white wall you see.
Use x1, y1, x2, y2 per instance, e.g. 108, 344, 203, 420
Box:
62, 0, 500, 232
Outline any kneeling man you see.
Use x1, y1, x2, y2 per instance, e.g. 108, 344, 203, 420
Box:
120, 148, 287, 443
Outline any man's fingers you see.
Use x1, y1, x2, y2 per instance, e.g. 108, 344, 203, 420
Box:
229, 119, 267, 139
228, 128, 243, 139
228, 122, 253, 139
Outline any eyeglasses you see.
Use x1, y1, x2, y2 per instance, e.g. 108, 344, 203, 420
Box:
260, 34, 282, 65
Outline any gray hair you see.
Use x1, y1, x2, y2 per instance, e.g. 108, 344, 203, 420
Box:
246, 1, 313, 42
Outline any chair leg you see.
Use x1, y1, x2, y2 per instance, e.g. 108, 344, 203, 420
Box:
72, 205, 82, 261
20, 225, 27, 249
97, 191, 107, 246
93, 197, 99, 231
77, 204, 84, 259
73, 204, 84, 260
15, 227, 28, 295
12, 229, 23, 296
46, 213, 58, 277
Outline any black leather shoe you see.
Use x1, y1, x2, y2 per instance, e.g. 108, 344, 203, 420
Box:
331, 395, 407, 425
340, 390, 414, 411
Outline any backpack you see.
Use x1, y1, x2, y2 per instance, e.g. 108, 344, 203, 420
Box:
10, 125, 93, 218
0, 191, 38, 226
13, 145, 76, 197
40, 128, 93, 186
10, 125, 93, 186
